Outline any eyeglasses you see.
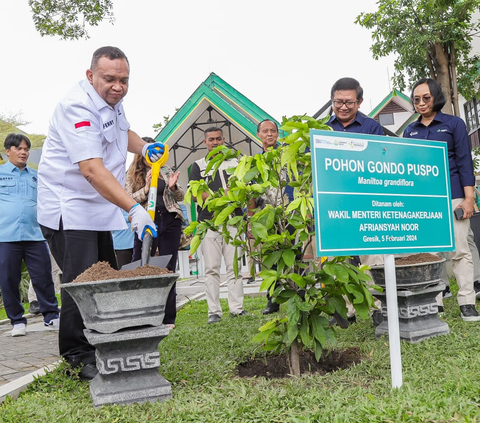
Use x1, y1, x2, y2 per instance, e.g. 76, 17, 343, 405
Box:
332, 100, 358, 109
413, 95, 432, 105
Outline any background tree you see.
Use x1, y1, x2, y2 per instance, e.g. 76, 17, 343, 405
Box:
356, 0, 480, 116
185, 115, 377, 376
28, 0, 114, 40
0, 112, 45, 163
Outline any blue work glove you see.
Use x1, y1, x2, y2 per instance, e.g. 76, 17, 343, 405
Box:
128, 204, 157, 240
142, 142, 165, 163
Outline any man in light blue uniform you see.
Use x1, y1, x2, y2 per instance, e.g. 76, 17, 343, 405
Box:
0, 133, 60, 337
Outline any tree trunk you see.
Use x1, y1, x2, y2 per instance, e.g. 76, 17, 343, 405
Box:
448, 42, 461, 117
433, 42, 454, 115
289, 339, 301, 376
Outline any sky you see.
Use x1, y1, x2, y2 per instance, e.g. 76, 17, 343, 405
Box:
0, 0, 395, 138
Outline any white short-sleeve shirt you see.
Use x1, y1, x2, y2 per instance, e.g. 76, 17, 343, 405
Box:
37, 79, 130, 231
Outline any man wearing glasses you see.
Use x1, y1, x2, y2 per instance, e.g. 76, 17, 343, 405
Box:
328, 77, 384, 135
327, 77, 384, 327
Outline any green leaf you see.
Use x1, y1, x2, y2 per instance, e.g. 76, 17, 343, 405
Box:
250, 222, 268, 241
286, 197, 302, 213
286, 321, 299, 346
310, 315, 327, 346
293, 295, 314, 312
281, 140, 303, 167
259, 277, 277, 292
283, 249, 295, 267
286, 298, 300, 326
263, 250, 283, 269
314, 340, 323, 361
214, 205, 236, 226
233, 247, 239, 279
299, 313, 312, 348
244, 168, 260, 182
288, 273, 306, 289
251, 327, 275, 343
190, 235, 201, 254
227, 215, 243, 226
263, 340, 282, 351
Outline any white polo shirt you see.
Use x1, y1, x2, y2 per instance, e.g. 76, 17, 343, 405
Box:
37, 79, 129, 231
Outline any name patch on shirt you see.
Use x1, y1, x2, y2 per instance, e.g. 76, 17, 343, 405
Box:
409, 131, 418, 136
0, 176, 13, 181
103, 120, 115, 129
74, 121, 91, 129
437, 129, 448, 133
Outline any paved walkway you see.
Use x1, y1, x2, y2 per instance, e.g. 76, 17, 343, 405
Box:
0, 275, 263, 401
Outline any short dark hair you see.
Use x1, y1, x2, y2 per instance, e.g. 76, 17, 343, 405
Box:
142, 136, 155, 144
257, 119, 278, 133
4, 133, 31, 150
204, 126, 223, 138
331, 77, 363, 100
91, 46, 129, 71
410, 78, 446, 112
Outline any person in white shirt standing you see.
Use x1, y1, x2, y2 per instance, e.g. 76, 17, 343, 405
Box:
37, 46, 165, 381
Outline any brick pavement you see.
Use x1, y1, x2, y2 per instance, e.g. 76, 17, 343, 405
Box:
0, 315, 59, 386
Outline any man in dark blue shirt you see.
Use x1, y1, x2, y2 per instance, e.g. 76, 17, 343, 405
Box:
327, 77, 384, 136
327, 77, 384, 327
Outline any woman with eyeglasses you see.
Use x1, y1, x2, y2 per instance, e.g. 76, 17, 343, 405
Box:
403, 77, 480, 322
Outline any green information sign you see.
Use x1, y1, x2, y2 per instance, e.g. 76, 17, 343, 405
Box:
310, 129, 455, 256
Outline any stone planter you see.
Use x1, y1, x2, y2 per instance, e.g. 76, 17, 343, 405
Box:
62, 274, 178, 334
370, 258, 449, 343
62, 273, 177, 406
369, 258, 445, 290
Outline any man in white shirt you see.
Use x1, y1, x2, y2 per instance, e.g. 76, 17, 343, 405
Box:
38, 46, 164, 381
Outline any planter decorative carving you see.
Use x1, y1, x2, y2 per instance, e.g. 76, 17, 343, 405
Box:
62, 273, 177, 407
370, 257, 449, 343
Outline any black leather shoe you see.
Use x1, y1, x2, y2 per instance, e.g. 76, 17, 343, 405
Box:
78, 363, 98, 381
231, 310, 251, 317
372, 310, 383, 327
329, 312, 355, 329
207, 314, 221, 324
29, 301, 41, 315
262, 301, 280, 315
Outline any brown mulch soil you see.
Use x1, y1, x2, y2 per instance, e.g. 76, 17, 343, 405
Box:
395, 253, 443, 265
72, 261, 170, 283
237, 347, 363, 379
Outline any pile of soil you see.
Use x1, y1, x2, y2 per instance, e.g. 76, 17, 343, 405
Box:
237, 347, 363, 379
395, 253, 443, 265
72, 261, 170, 283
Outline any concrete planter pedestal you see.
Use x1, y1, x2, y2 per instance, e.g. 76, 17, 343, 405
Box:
370, 259, 449, 343
62, 273, 177, 406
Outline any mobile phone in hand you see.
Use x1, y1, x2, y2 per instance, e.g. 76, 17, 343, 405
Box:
454, 208, 464, 220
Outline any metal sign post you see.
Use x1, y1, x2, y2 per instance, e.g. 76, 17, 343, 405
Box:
384, 254, 402, 388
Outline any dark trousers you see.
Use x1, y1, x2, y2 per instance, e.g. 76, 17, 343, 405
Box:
115, 248, 133, 269
132, 210, 182, 325
0, 241, 59, 325
40, 221, 117, 367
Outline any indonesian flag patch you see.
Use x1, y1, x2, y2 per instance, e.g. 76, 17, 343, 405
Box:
74, 121, 91, 129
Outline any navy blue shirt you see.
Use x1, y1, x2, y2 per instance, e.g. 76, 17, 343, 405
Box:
328, 112, 384, 135
403, 111, 475, 200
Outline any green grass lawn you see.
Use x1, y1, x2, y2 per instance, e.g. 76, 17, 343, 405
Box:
1, 290, 480, 422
